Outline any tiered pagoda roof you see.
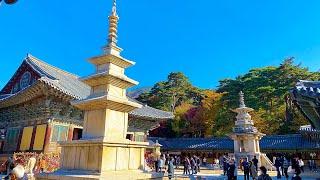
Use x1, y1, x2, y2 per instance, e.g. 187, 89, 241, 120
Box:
0, 55, 174, 121
291, 80, 320, 130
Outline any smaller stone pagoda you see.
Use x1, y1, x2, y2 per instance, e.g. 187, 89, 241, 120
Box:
229, 91, 273, 169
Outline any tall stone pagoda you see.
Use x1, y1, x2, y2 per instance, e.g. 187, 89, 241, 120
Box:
229, 91, 273, 169
38, 0, 156, 179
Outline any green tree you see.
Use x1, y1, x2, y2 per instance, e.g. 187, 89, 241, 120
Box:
137, 72, 203, 112
217, 58, 320, 134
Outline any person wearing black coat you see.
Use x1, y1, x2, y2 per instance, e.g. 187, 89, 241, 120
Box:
223, 156, 228, 176
227, 159, 236, 180
291, 168, 302, 180
252, 156, 259, 171
274, 157, 282, 179
242, 158, 250, 180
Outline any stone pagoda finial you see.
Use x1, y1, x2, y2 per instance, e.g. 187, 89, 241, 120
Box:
104, 0, 121, 54
239, 91, 246, 108
112, 0, 117, 15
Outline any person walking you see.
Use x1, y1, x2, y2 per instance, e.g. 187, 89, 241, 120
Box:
274, 157, 282, 179
223, 156, 228, 176
250, 161, 258, 180
190, 157, 196, 174
257, 166, 272, 180
227, 159, 236, 180
174, 156, 179, 169
167, 157, 174, 180
291, 168, 302, 180
291, 157, 300, 173
282, 157, 290, 180
203, 156, 207, 166
154, 157, 159, 173
183, 157, 190, 175
252, 156, 259, 171
308, 159, 313, 171
298, 158, 304, 173
196, 156, 201, 173
241, 158, 250, 180
5, 157, 14, 176
158, 157, 164, 173
280, 155, 285, 176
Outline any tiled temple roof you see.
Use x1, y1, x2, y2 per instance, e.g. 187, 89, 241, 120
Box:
26, 55, 91, 99
295, 80, 320, 97
149, 134, 320, 151
148, 137, 234, 151
260, 134, 319, 150
291, 80, 320, 130
128, 97, 174, 119
0, 55, 173, 120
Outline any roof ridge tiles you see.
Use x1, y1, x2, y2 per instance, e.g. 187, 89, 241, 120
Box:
26, 54, 80, 79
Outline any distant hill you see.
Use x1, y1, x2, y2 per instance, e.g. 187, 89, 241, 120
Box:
127, 87, 151, 99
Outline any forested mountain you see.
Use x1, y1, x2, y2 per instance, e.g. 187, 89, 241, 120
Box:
138, 59, 320, 137
128, 87, 151, 99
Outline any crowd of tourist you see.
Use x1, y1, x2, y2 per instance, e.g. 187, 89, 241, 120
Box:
149, 153, 317, 180
273, 155, 309, 180
0, 151, 318, 179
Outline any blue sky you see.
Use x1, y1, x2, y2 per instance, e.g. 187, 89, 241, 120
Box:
1, 0, 320, 90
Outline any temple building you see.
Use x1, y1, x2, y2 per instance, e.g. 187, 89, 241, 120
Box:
291, 80, 320, 130
0, 55, 173, 155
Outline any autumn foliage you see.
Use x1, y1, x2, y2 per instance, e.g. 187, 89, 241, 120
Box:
138, 59, 320, 137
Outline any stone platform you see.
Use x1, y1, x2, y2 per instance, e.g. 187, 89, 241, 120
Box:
36, 139, 156, 180
59, 139, 148, 173
37, 169, 164, 180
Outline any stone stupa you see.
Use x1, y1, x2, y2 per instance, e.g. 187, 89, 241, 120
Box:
229, 91, 273, 170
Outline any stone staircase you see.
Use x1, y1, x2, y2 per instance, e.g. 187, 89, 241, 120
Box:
260, 153, 275, 171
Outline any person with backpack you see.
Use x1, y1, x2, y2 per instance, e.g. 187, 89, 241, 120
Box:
241, 158, 250, 180
257, 166, 272, 180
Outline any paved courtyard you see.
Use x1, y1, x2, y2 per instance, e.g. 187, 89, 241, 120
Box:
164, 169, 320, 180
1, 170, 319, 180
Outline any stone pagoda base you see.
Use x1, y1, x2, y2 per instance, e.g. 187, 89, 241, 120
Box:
37, 139, 162, 180
37, 169, 163, 180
